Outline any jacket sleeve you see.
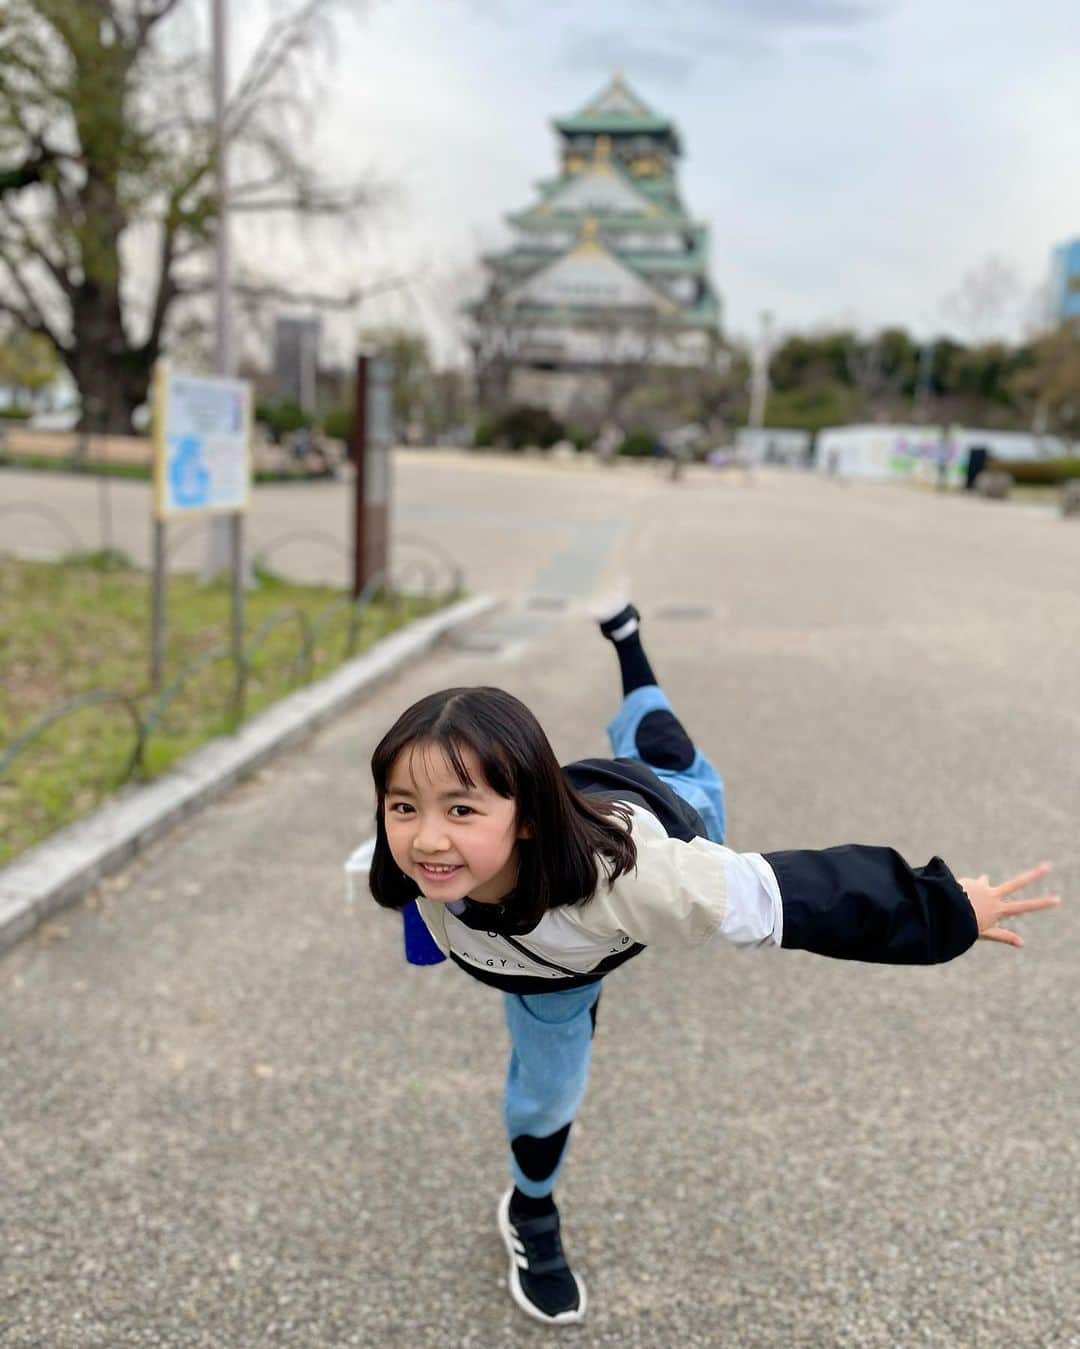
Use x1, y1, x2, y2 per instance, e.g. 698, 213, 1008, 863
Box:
764, 845, 978, 965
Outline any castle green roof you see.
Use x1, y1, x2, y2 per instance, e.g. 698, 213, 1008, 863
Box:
473, 74, 720, 345
553, 72, 680, 146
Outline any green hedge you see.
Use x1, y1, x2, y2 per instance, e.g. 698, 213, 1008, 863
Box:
618, 432, 657, 458
988, 456, 1080, 485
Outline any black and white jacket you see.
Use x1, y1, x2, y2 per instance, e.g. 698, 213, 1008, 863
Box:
413, 758, 978, 994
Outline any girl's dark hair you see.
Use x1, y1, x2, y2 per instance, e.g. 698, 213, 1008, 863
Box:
369, 687, 637, 931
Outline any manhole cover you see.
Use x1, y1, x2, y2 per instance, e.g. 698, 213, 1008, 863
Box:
654, 605, 713, 621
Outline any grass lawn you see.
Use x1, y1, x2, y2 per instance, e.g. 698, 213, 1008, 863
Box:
0, 555, 445, 865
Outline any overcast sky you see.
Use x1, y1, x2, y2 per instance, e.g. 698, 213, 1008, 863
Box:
236, 0, 1080, 363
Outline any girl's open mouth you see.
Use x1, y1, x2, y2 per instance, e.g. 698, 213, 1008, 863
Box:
418, 863, 463, 879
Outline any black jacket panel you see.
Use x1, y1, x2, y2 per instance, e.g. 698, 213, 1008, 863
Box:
563, 757, 706, 842
766, 845, 977, 965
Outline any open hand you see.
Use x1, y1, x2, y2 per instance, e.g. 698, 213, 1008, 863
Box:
958, 863, 1061, 947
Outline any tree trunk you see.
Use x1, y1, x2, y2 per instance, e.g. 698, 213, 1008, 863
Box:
67, 332, 152, 436
67, 34, 152, 435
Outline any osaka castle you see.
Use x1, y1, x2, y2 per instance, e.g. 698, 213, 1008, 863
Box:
470, 72, 723, 420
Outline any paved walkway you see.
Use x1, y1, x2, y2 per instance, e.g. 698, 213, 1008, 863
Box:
2, 462, 1077, 1346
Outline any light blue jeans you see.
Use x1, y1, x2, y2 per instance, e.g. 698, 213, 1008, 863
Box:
503, 984, 603, 1197
502, 686, 725, 1195
606, 684, 725, 844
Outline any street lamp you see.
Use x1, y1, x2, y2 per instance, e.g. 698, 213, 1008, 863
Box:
203, 0, 234, 579
747, 309, 773, 432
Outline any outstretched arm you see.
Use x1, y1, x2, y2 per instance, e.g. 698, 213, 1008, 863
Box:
764, 846, 1061, 965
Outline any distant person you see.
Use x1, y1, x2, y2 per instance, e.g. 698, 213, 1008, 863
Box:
936, 438, 950, 491
291, 426, 311, 462
593, 420, 621, 466
365, 601, 1061, 1326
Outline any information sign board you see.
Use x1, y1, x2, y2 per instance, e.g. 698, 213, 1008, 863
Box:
153, 366, 252, 518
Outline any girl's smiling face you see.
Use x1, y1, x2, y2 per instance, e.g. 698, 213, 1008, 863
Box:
383, 740, 527, 905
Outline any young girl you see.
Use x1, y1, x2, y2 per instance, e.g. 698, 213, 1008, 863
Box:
367, 600, 1060, 1327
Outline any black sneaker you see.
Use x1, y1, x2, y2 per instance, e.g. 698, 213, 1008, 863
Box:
497, 1189, 587, 1325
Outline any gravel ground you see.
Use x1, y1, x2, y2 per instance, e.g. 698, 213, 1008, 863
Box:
2, 466, 1077, 1347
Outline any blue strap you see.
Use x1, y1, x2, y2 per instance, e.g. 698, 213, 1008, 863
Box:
402, 899, 446, 966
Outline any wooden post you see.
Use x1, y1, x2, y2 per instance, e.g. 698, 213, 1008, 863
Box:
352, 355, 368, 599
352, 354, 392, 597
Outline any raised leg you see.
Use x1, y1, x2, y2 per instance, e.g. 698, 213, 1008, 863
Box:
594, 595, 726, 844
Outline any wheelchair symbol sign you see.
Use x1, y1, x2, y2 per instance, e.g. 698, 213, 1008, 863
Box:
167, 435, 211, 508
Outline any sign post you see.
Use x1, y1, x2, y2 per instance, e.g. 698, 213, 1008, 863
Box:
352, 354, 393, 598
151, 364, 253, 701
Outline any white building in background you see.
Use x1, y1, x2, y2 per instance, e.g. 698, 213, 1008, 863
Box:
735, 427, 812, 466
272, 316, 321, 412
814, 424, 1069, 485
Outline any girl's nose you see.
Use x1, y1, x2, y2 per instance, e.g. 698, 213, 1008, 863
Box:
415, 818, 450, 853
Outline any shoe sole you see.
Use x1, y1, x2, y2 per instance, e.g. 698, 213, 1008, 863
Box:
497, 1189, 587, 1326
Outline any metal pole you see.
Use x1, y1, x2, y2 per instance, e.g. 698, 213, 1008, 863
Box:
150, 518, 166, 690
212, 0, 232, 375
203, 0, 235, 582
230, 513, 245, 721
210, 0, 245, 714
747, 309, 773, 433
98, 468, 113, 555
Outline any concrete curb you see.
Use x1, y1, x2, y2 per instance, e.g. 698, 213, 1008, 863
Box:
0, 594, 497, 955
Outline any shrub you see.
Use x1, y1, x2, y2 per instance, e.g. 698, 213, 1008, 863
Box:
494, 405, 565, 449
322, 405, 353, 442
255, 399, 311, 442
618, 431, 656, 458
988, 456, 1080, 485
472, 418, 495, 448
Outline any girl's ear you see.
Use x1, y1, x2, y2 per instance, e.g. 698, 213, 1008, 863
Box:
516, 821, 533, 840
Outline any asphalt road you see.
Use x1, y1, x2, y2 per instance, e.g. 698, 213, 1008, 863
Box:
2, 458, 1078, 1347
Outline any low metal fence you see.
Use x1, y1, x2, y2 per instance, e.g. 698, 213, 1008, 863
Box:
0, 528, 464, 811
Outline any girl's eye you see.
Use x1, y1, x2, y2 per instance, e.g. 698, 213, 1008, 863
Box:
449, 804, 475, 818
388, 802, 414, 816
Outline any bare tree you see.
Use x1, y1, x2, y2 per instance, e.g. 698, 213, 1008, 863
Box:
843, 329, 916, 419
0, 0, 387, 432
943, 255, 1022, 344
465, 283, 547, 417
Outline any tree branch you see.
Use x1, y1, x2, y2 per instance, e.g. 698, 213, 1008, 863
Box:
0, 259, 68, 352
227, 182, 378, 216
177, 271, 416, 312
0, 147, 59, 198
132, 0, 186, 49
0, 204, 74, 300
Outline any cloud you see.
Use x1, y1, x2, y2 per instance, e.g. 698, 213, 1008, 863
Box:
717, 0, 890, 27
560, 31, 701, 83
555, 0, 889, 83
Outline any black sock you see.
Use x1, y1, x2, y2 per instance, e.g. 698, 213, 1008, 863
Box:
599, 604, 657, 695
510, 1187, 556, 1218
